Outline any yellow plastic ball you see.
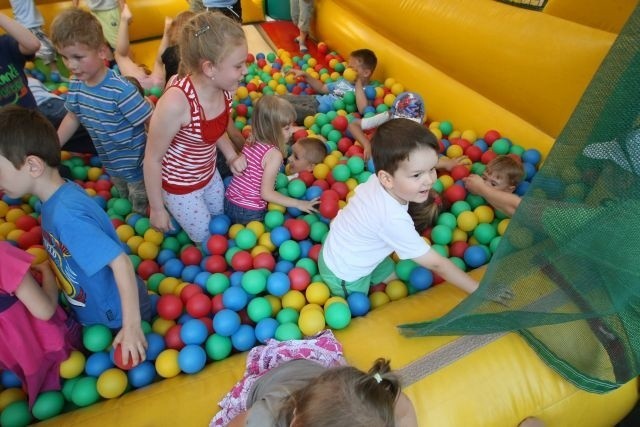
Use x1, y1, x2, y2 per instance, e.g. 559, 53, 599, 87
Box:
474, 205, 495, 224
0, 200, 9, 217
430, 127, 443, 140
97, 368, 128, 399
457, 211, 479, 232
275, 84, 288, 95
26, 246, 48, 264
300, 303, 323, 314
313, 163, 331, 180
282, 290, 306, 311
497, 218, 511, 236
87, 167, 103, 181
390, 82, 404, 95
158, 277, 180, 295
449, 130, 461, 139
60, 350, 86, 379
152, 317, 175, 336
323, 296, 347, 310
116, 224, 135, 243
264, 294, 282, 315
374, 86, 385, 99
307, 57, 318, 67
305, 282, 331, 305
6, 228, 24, 241
228, 223, 245, 240
298, 309, 326, 336
323, 156, 339, 169
126, 235, 144, 254
6, 207, 26, 223
258, 232, 276, 251
246, 220, 265, 237
235, 86, 248, 99
328, 58, 339, 69
383, 93, 396, 107
250, 245, 270, 257
384, 77, 396, 88
451, 228, 468, 243
0, 222, 17, 239
385, 279, 408, 301
143, 228, 164, 246
446, 144, 464, 158
20, 203, 32, 214
303, 115, 316, 128
369, 291, 391, 309
461, 129, 477, 142
345, 178, 358, 191
438, 175, 454, 190
267, 202, 286, 213
0, 388, 27, 412
84, 188, 97, 197
155, 349, 181, 378
137, 241, 159, 260
468, 236, 480, 246
342, 67, 357, 83
174, 281, 190, 296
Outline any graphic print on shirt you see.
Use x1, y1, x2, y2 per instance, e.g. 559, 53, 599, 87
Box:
43, 231, 87, 307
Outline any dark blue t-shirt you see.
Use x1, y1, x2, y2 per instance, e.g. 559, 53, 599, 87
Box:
0, 35, 37, 109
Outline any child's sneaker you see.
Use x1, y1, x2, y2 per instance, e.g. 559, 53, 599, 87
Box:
299, 41, 308, 53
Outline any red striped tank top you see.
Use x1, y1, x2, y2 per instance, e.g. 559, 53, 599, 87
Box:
225, 141, 279, 210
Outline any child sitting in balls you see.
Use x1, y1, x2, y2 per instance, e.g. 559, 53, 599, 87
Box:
0, 105, 152, 368
51, 8, 153, 216
284, 48, 377, 124
319, 118, 479, 298
286, 136, 328, 178
0, 241, 81, 408
463, 154, 525, 217
224, 95, 320, 225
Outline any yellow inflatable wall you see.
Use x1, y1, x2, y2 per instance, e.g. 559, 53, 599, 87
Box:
0, 0, 637, 425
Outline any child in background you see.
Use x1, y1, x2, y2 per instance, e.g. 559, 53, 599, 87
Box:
224, 95, 319, 224
0, 105, 151, 367
286, 136, 327, 177
463, 154, 525, 217
0, 12, 40, 109
144, 11, 248, 244
319, 118, 479, 297
9, 0, 62, 79
72, 0, 123, 57
291, 0, 314, 53
51, 8, 153, 215
211, 330, 418, 427
284, 48, 377, 123
161, 11, 196, 81
0, 241, 81, 408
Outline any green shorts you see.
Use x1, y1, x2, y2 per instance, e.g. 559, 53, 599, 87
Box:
318, 250, 395, 297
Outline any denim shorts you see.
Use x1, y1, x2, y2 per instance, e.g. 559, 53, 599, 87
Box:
224, 198, 266, 225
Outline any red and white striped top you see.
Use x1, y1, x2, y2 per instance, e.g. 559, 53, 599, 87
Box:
161, 75, 231, 195
225, 141, 279, 210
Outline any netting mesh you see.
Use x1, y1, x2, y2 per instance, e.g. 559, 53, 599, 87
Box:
400, 5, 640, 393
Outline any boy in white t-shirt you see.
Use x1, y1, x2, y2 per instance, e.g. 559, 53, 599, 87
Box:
319, 118, 479, 297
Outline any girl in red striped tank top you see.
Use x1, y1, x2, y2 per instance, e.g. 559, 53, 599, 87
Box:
144, 12, 248, 244
224, 95, 319, 224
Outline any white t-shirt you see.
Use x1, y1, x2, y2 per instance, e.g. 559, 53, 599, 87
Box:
322, 175, 430, 281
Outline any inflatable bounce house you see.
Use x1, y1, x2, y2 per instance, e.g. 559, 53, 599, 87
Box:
0, 0, 639, 425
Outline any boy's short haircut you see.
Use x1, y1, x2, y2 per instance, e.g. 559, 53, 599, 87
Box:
51, 8, 106, 50
296, 137, 327, 165
0, 106, 61, 168
350, 48, 377, 72
487, 155, 525, 186
371, 118, 438, 176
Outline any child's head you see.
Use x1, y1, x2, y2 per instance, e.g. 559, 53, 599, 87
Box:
483, 155, 525, 193
168, 11, 196, 46
280, 358, 400, 427
252, 95, 296, 155
179, 11, 247, 88
288, 137, 327, 174
51, 9, 109, 84
408, 189, 445, 233
372, 118, 439, 204
349, 49, 377, 82
0, 106, 60, 198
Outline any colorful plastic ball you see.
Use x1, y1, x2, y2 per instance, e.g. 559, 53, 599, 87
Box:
222, 286, 249, 311
180, 245, 203, 266
369, 291, 391, 309
185, 293, 212, 318
255, 317, 279, 343
298, 309, 326, 336
206, 272, 230, 295
266, 271, 290, 296
178, 344, 207, 374
239, 269, 266, 295
157, 294, 184, 320
0, 388, 26, 413
281, 289, 307, 311
324, 302, 351, 330
96, 368, 128, 399
127, 360, 156, 388
276, 307, 300, 324
83, 324, 113, 352
464, 245, 489, 268
279, 240, 301, 261
206, 234, 228, 256
431, 224, 453, 245
155, 349, 181, 378
491, 138, 512, 155
288, 267, 311, 291
231, 324, 256, 351
346, 292, 371, 317
85, 351, 114, 377
209, 214, 231, 235
213, 309, 241, 336
473, 223, 497, 245
474, 205, 495, 224
522, 148, 542, 166
0, 400, 32, 427
180, 319, 209, 345
70, 376, 100, 407
205, 333, 232, 361
144, 333, 166, 361
385, 280, 409, 300
32, 390, 65, 421
162, 258, 185, 278
231, 250, 254, 271
305, 282, 330, 305
1, 371, 21, 389
234, 228, 258, 250
409, 267, 433, 291
247, 296, 273, 322
60, 350, 86, 379
457, 210, 479, 232
275, 322, 303, 341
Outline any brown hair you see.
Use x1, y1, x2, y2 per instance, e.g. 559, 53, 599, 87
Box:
486, 155, 525, 186
251, 95, 296, 156
280, 358, 400, 427
350, 49, 378, 73
372, 118, 439, 175
0, 106, 60, 168
51, 8, 106, 50
179, 11, 246, 75
296, 137, 327, 166
168, 11, 196, 46
409, 189, 445, 233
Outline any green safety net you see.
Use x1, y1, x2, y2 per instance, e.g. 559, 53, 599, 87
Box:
400, 5, 640, 393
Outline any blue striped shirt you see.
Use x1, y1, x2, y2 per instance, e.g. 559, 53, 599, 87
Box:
65, 69, 152, 181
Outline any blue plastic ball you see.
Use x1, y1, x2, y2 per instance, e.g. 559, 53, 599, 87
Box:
274, 260, 294, 274
523, 162, 537, 181
464, 245, 489, 268
222, 286, 249, 311
209, 214, 231, 235
180, 319, 209, 345
145, 333, 166, 360
178, 344, 207, 374
128, 361, 156, 388
515, 180, 530, 196
270, 226, 291, 247
231, 324, 257, 351
213, 309, 241, 336
163, 258, 184, 278
156, 249, 176, 266
1, 370, 22, 388
181, 265, 202, 282
255, 318, 279, 343
522, 148, 542, 166
409, 267, 433, 291
347, 292, 371, 317
266, 271, 290, 297
85, 351, 114, 377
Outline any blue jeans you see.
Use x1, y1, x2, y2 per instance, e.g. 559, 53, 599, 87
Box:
224, 198, 266, 225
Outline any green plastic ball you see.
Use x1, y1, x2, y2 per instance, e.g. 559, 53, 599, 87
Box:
0, 400, 32, 427
206, 272, 230, 295
491, 138, 511, 155
275, 172, 289, 190
247, 297, 272, 322
205, 334, 232, 361
324, 302, 351, 330
465, 194, 487, 209
450, 201, 472, 217
149, 86, 163, 97
225, 246, 242, 265
471, 163, 486, 175
509, 145, 525, 157
489, 236, 502, 253
309, 221, 329, 243
241, 269, 267, 294
450, 257, 467, 271
32, 391, 65, 421
287, 179, 307, 199
439, 121, 454, 136
264, 210, 285, 230
61, 377, 81, 401
295, 258, 318, 276
473, 223, 497, 245
112, 198, 132, 216
162, 236, 181, 253
71, 165, 88, 180
70, 376, 100, 407
431, 224, 453, 245
357, 170, 372, 184
83, 324, 113, 352
431, 244, 449, 258
176, 230, 192, 245
235, 228, 258, 250
276, 307, 299, 324
431, 180, 444, 193
279, 240, 301, 261
395, 259, 418, 281
275, 322, 303, 341
331, 164, 351, 182
320, 123, 334, 138
436, 212, 457, 229
332, 99, 345, 111
314, 113, 330, 127
342, 91, 356, 105
129, 254, 142, 271
346, 156, 365, 175
327, 129, 342, 143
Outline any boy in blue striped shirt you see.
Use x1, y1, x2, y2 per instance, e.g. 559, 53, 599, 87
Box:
51, 8, 153, 215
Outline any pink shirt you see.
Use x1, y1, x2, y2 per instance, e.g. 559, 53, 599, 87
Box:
225, 141, 279, 210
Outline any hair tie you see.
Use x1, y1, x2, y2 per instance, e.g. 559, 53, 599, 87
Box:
373, 373, 383, 383
194, 25, 210, 38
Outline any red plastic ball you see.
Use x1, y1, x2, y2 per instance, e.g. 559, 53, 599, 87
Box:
450, 165, 471, 181
204, 255, 227, 273
320, 189, 340, 203
235, 103, 248, 117
337, 137, 353, 153
369, 283, 386, 294
311, 179, 330, 191
180, 283, 203, 303
464, 145, 483, 162
17, 230, 41, 250
164, 324, 185, 350
484, 130, 501, 145
186, 293, 212, 318
246, 53, 255, 63
206, 235, 228, 256
297, 170, 315, 186
15, 215, 38, 231
94, 179, 111, 192
157, 294, 184, 320
449, 241, 470, 259
286, 219, 310, 241
246, 82, 257, 92
231, 250, 253, 272
137, 259, 160, 280
253, 252, 276, 271
345, 145, 364, 158
180, 246, 203, 266
211, 294, 224, 314
308, 244, 322, 262
319, 201, 339, 219
288, 267, 311, 291
481, 150, 498, 165
331, 116, 348, 132
198, 316, 215, 334
330, 182, 349, 200
113, 344, 135, 370
443, 184, 467, 205
293, 129, 308, 142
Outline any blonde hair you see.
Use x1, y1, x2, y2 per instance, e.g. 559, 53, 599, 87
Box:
280, 358, 400, 427
179, 11, 246, 75
51, 8, 106, 50
296, 137, 327, 166
486, 155, 525, 186
408, 190, 444, 234
169, 11, 196, 46
251, 95, 296, 156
